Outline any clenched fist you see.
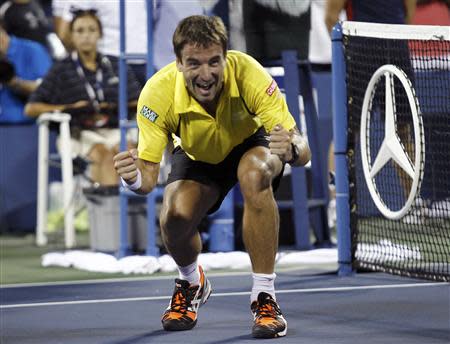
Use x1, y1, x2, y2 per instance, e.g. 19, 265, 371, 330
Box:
268, 124, 294, 163
113, 149, 139, 185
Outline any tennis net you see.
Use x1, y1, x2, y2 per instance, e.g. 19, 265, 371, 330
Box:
337, 21, 450, 281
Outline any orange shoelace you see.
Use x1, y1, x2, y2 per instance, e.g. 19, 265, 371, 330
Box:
255, 300, 281, 318
169, 286, 195, 314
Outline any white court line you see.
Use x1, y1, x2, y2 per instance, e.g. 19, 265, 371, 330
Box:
0, 265, 322, 289
0, 271, 258, 289
1, 282, 447, 310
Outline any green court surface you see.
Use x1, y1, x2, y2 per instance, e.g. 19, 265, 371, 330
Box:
0, 234, 132, 285
1, 233, 338, 286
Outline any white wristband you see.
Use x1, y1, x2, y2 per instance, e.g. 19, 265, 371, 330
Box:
121, 168, 142, 191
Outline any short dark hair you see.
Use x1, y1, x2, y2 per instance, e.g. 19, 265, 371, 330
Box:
173, 15, 228, 60
69, 8, 103, 37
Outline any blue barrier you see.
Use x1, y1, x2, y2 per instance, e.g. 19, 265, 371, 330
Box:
281, 51, 331, 249
0, 124, 59, 233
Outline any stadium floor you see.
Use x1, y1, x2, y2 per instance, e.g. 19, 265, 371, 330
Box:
1, 269, 449, 344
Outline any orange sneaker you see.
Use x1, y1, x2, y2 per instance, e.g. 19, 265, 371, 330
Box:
251, 292, 287, 338
161, 266, 212, 331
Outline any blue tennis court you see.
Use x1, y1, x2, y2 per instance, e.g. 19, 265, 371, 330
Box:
1, 268, 448, 343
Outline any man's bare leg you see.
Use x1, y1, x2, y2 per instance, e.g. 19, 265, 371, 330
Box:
159, 180, 219, 267
238, 146, 288, 338
238, 146, 283, 274
159, 180, 218, 331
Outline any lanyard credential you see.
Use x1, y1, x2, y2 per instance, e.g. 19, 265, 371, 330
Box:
71, 51, 104, 113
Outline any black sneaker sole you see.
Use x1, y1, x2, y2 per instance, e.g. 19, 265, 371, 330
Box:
162, 318, 198, 331
252, 326, 287, 338
252, 317, 287, 338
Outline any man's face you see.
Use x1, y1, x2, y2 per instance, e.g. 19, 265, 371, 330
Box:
177, 43, 226, 108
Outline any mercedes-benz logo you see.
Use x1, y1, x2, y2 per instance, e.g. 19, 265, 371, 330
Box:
360, 64, 425, 220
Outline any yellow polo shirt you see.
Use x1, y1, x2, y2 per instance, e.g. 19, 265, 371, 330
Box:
137, 50, 296, 164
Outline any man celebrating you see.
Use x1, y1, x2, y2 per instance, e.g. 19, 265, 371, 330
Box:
113, 15, 310, 339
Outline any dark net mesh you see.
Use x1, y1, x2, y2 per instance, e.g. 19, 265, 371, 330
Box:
344, 33, 450, 281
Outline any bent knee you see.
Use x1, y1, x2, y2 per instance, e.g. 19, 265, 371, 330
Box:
238, 164, 274, 199
159, 206, 196, 239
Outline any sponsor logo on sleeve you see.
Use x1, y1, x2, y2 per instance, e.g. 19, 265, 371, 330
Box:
266, 79, 278, 96
140, 105, 159, 122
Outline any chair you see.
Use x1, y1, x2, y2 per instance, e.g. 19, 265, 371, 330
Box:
36, 112, 75, 248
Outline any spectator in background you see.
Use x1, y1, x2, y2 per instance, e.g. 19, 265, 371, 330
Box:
325, 0, 417, 32
0, 23, 52, 124
228, 0, 246, 51
52, 0, 205, 86
243, 0, 311, 62
0, 0, 66, 59
309, 0, 345, 70
25, 9, 141, 186
0, 0, 49, 46
308, 0, 346, 230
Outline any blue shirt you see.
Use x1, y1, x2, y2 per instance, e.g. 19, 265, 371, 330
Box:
0, 36, 52, 124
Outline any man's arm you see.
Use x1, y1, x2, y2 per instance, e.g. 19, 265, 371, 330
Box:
6, 77, 40, 97
0, 58, 43, 98
24, 100, 91, 118
134, 159, 160, 194
325, 0, 347, 33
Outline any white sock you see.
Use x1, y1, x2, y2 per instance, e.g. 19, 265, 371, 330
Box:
251, 272, 276, 302
178, 261, 200, 286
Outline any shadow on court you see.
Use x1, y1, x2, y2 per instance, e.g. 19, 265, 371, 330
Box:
108, 331, 253, 344
106, 329, 168, 344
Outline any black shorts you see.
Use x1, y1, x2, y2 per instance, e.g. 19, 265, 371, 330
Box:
166, 126, 285, 214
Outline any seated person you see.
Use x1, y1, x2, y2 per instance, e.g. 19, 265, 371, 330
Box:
25, 9, 141, 186
0, 23, 52, 124
0, 0, 66, 60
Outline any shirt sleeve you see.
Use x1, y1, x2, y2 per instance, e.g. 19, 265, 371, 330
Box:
136, 78, 173, 163
234, 53, 297, 132
29, 44, 52, 80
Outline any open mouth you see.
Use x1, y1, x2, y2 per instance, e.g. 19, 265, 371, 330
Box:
196, 82, 214, 94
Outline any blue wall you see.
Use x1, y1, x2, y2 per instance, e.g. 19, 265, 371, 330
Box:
0, 124, 59, 233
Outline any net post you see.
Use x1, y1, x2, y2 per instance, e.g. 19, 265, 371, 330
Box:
332, 23, 353, 276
